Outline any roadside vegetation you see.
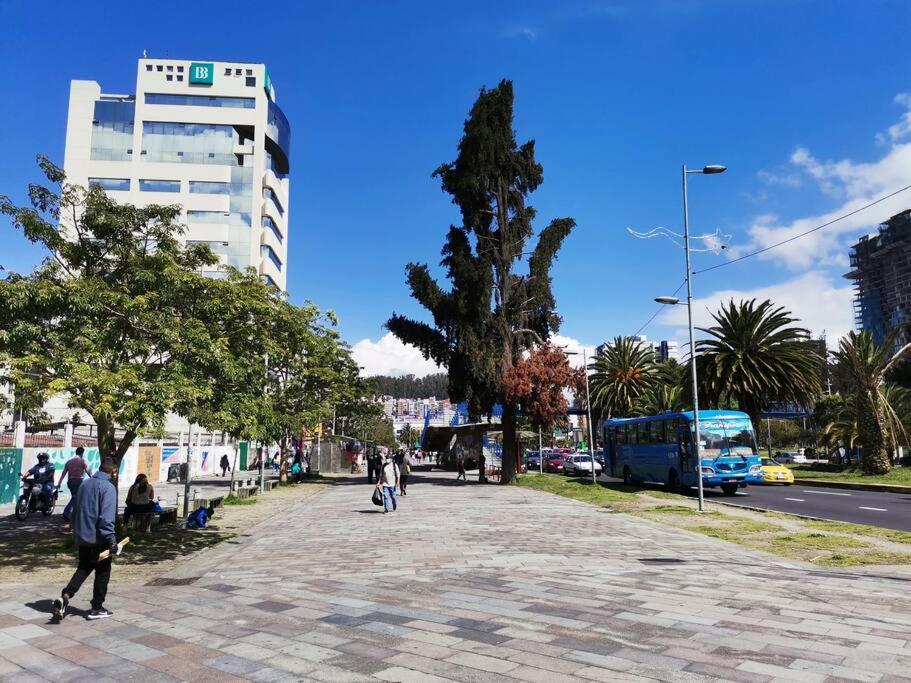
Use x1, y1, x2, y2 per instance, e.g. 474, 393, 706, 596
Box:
790, 463, 911, 485
518, 473, 911, 567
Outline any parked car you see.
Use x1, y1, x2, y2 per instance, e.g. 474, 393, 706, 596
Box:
545, 457, 566, 473
526, 452, 542, 470
563, 454, 603, 476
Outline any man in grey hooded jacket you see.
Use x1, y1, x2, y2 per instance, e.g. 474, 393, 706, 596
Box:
53, 458, 119, 621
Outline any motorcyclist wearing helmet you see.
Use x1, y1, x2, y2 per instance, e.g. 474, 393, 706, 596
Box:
23, 452, 57, 509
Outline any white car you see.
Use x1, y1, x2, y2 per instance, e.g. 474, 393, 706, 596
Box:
563, 454, 603, 476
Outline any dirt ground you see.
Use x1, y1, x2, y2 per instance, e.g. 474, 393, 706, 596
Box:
0, 481, 326, 586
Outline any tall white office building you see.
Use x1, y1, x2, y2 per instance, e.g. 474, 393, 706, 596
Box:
63, 58, 291, 289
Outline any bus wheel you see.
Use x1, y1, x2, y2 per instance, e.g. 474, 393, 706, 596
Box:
667, 469, 680, 492
623, 467, 633, 485
721, 483, 739, 496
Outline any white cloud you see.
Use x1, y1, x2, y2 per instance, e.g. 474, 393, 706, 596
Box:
504, 25, 539, 40
352, 333, 443, 378
656, 271, 854, 348
735, 94, 911, 270
352, 332, 600, 377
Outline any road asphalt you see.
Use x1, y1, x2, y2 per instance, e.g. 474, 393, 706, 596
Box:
598, 474, 911, 532
723, 483, 911, 532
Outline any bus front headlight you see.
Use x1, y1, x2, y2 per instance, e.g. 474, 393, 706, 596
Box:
700, 467, 715, 475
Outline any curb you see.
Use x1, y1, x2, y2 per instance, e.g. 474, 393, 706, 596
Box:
792, 478, 911, 494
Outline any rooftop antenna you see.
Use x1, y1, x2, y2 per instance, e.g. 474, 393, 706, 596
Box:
142, 49, 147, 58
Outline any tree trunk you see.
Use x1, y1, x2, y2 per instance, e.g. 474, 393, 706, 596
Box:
501, 402, 518, 484
858, 391, 890, 475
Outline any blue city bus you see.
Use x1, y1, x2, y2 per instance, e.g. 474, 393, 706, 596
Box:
603, 410, 762, 496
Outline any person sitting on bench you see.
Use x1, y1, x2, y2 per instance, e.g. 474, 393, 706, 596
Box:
123, 474, 155, 526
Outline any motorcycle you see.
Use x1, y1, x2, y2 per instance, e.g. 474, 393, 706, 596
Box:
15, 480, 57, 521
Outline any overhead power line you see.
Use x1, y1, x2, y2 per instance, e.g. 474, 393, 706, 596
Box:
693, 183, 911, 275
633, 279, 686, 337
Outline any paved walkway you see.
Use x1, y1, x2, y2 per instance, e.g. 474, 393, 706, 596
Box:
1, 471, 910, 682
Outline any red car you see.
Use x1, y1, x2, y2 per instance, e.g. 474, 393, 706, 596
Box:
545, 457, 566, 473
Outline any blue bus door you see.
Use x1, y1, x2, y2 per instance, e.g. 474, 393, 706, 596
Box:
606, 429, 617, 477
677, 428, 693, 475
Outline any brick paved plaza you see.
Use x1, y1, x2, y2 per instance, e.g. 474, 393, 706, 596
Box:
0, 470, 910, 682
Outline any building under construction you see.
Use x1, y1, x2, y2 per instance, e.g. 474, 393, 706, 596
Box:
845, 210, 911, 350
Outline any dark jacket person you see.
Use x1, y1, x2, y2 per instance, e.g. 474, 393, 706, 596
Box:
53, 458, 119, 621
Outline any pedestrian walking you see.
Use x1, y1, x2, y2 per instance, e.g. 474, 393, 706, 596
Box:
400, 451, 412, 495
376, 453, 400, 513
57, 446, 92, 525
52, 458, 120, 621
271, 453, 279, 474
219, 454, 230, 477
478, 452, 487, 484
123, 474, 155, 526
456, 453, 466, 482
366, 448, 376, 484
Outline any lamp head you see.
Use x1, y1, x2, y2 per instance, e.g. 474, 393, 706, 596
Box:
702, 165, 727, 175
654, 296, 681, 305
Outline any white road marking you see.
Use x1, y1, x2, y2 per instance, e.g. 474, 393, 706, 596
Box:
858, 506, 888, 512
803, 490, 851, 497
785, 498, 805, 502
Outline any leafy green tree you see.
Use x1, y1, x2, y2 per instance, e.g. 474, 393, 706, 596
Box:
697, 299, 822, 433
386, 81, 574, 483
0, 157, 223, 464
635, 359, 687, 415
832, 330, 911, 474
258, 301, 359, 481
398, 424, 417, 449
589, 337, 658, 419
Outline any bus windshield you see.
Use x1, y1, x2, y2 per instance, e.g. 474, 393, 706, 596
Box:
696, 417, 757, 459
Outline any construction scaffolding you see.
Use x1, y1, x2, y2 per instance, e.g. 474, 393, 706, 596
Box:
844, 209, 911, 350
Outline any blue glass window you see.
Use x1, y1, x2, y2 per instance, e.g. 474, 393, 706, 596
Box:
88, 178, 130, 191
189, 181, 231, 195
263, 187, 284, 216
141, 121, 240, 166
139, 179, 180, 192
261, 274, 278, 288
260, 245, 282, 271
263, 216, 283, 243
145, 93, 255, 108
187, 210, 251, 226
90, 100, 135, 161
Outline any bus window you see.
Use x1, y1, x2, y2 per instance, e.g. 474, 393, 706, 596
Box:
639, 422, 649, 444
628, 424, 637, 445
655, 420, 666, 444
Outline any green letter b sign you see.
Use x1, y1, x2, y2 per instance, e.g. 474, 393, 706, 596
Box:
189, 63, 214, 85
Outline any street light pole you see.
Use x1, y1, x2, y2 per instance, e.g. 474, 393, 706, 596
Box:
583, 348, 596, 485
538, 425, 543, 475
682, 164, 705, 512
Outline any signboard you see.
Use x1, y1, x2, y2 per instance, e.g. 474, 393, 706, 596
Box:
189, 62, 214, 85
138, 445, 161, 483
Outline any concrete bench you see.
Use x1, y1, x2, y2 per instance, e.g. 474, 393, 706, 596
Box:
125, 507, 178, 532
231, 484, 258, 499
262, 480, 277, 492
195, 495, 225, 510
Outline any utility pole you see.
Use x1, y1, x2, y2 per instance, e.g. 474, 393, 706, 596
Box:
182, 423, 194, 517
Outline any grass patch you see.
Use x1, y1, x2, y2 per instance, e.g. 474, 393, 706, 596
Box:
815, 551, 911, 567
223, 496, 257, 506
646, 505, 701, 516
517, 474, 638, 508
803, 519, 911, 545
770, 532, 869, 552
790, 464, 911, 485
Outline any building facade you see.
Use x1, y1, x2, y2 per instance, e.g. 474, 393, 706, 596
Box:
63, 58, 291, 289
845, 210, 911, 350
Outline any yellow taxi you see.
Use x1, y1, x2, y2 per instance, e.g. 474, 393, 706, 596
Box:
757, 457, 794, 485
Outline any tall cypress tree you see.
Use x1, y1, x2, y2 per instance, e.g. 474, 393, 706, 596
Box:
387, 80, 574, 483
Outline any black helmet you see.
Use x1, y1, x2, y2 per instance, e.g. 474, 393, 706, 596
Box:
37, 452, 50, 463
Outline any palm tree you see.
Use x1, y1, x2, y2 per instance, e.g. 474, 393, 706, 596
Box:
635, 383, 686, 416
697, 299, 822, 433
589, 336, 658, 419
833, 330, 911, 474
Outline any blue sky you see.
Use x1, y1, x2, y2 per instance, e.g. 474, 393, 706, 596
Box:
3, 0, 911, 375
